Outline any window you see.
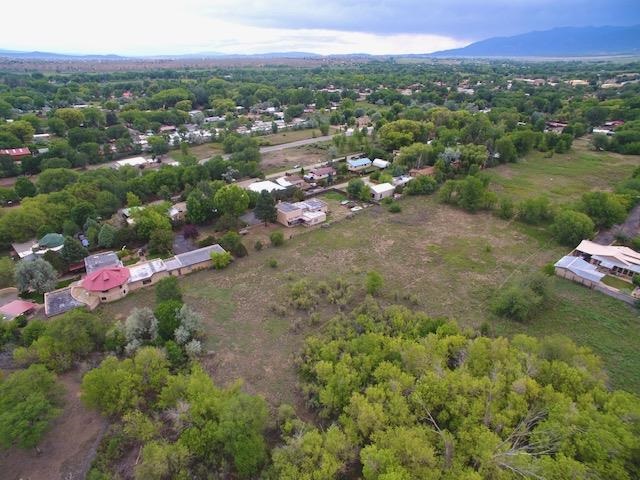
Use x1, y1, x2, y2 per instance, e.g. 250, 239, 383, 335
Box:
142, 279, 152, 285
101, 297, 107, 301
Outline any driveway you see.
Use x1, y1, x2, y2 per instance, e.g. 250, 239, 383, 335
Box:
173, 231, 198, 254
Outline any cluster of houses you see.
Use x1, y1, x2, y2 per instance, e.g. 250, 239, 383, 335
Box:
554, 240, 640, 302
44, 244, 227, 316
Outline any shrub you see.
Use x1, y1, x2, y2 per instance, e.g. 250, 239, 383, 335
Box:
365, 271, 384, 296
492, 273, 551, 322
198, 235, 217, 248
496, 197, 514, 220
268, 259, 278, 268
387, 202, 401, 213
518, 196, 554, 224
219, 231, 247, 257
211, 251, 233, 269
270, 231, 284, 247
551, 210, 595, 246
254, 240, 263, 251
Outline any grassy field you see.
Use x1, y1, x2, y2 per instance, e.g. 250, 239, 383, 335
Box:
100, 193, 640, 408
486, 138, 640, 205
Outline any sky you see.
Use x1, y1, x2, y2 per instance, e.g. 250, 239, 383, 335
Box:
1, 0, 639, 56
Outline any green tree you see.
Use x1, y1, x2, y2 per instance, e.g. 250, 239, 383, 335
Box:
55, 108, 85, 128
126, 192, 142, 207
135, 441, 190, 480
98, 224, 117, 248
581, 191, 627, 229
270, 231, 284, 247
148, 136, 169, 156
0, 256, 15, 288
347, 178, 365, 199
155, 300, 183, 341
0, 364, 64, 449
60, 236, 89, 264
214, 184, 249, 218
149, 229, 173, 255
211, 250, 233, 269
495, 136, 517, 163
551, 210, 595, 246
14, 177, 36, 199
14, 258, 57, 294
254, 190, 277, 225
155, 276, 183, 303
36, 168, 79, 193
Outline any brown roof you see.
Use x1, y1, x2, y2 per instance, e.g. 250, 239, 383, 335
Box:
310, 166, 336, 176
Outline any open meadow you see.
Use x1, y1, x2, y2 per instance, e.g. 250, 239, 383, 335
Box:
100, 183, 640, 414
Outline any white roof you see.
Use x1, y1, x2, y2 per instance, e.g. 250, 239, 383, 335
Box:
247, 181, 286, 193
575, 240, 640, 269
370, 182, 395, 194
302, 211, 326, 220
372, 159, 390, 168
555, 255, 605, 283
115, 157, 150, 168
128, 259, 167, 283
275, 177, 293, 187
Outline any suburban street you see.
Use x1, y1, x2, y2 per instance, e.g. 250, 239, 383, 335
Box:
213, 134, 334, 162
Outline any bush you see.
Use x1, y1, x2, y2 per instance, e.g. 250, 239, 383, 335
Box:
155, 276, 183, 303
387, 202, 402, 213
219, 231, 247, 257
365, 271, 383, 296
268, 259, 278, 268
211, 251, 233, 269
496, 197, 514, 220
270, 231, 284, 247
518, 196, 554, 224
405, 175, 437, 195
492, 273, 551, 322
198, 235, 217, 248
254, 240, 263, 251
551, 210, 595, 246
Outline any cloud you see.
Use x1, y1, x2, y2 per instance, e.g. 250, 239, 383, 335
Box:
0, 0, 637, 55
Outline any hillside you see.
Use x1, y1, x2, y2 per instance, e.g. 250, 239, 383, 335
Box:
431, 25, 640, 57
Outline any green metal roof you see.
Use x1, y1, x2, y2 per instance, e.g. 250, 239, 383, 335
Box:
38, 233, 64, 248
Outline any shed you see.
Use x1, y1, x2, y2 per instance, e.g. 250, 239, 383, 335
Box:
370, 183, 395, 201
0, 300, 39, 319
372, 159, 390, 169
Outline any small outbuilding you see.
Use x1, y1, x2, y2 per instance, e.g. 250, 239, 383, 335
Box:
370, 183, 395, 201
0, 300, 39, 319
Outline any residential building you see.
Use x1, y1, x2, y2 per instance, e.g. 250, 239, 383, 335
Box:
45, 244, 227, 316
347, 157, 372, 172
169, 201, 187, 222
573, 240, 640, 279
0, 147, 31, 160
370, 183, 395, 201
304, 166, 336, 182
12, 233, 65, 261
0, 300, 39, 320
247, 180, 286, 194
114, 156, 151, 169
554, 255, 605, 288
276, 199, 328, 227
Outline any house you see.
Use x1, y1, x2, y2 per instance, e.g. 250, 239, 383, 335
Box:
0, 300, 39, 320
372, 159, 390, 169
0, 147, 31, 160
169, 202, 187, 222
275, 175, 307, 189
554, 255, 605, 288
392, 175, 413, 187
81, 266, 131, 303
304, 166, 336, 182
276, 199, 328, 227
573, 240, 640, 279
347, 157, 372, 172
409, 166, 435, 177
45, 244, 227, 315
247, 180, 286, 194
12, 233, 65, 261
32, 133, 51, 143
370, 183, 395, 201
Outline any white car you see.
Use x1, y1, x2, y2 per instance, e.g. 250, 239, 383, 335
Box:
350, 206, 363, 212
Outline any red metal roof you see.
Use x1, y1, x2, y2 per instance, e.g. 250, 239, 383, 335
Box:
0, 300, 38, 317
0, 147, 31, 157
82, 267, 130, 292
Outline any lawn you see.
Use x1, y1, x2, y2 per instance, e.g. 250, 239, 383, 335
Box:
99, 194, 640, 409
601, 275, 634, 292
486, 138, 640, 205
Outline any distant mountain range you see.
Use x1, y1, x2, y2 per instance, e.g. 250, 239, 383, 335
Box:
1, 25, 639, 61
431, 25, 640, 57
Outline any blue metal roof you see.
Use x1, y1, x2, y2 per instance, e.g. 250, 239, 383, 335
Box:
555, 255, 605, 283
347, 158, 372, 167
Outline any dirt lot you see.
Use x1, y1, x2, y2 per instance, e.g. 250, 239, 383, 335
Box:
0, 370, 107, 480
261, 142, 332, 173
